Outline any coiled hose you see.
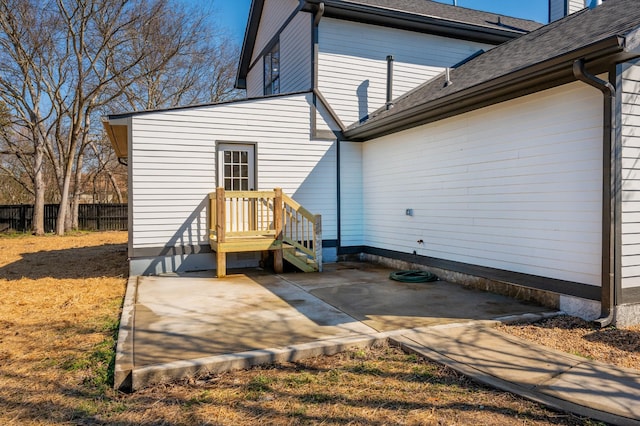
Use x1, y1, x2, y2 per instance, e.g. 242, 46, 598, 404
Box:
389, 270, 438, 283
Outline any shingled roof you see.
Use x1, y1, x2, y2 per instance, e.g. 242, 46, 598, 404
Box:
237, 0, 542, 89
317, 0, 541, 33
345, 0, 640, 141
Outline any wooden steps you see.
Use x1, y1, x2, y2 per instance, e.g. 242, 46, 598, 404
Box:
209, 188, 322, 277
283, 246, 318, 273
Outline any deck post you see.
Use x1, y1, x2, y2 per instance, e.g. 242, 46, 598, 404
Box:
209, 193, 216, 236
314, 214, 322, 272
216, 251, 226, 278
216, 187, 226, 278
273, 187, 283, 274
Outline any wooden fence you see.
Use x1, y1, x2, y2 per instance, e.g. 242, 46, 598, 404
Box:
0, 204, 128, 233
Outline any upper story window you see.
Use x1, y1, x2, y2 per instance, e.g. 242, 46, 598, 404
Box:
264, 42, 280, 95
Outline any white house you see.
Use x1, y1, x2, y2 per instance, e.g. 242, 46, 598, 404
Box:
103, 0, 640, 326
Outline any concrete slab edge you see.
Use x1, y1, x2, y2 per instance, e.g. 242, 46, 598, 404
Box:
114, 275, 138, 392
536, 358, 640, 420
126, 320, 493, 391
392, 335, 640, 426
131, 333, 390, 391
123, 317, 563, 392
492, 311, 564, 324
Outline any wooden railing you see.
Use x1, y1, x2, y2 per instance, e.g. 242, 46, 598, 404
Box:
282, 193, 322, 270
209, 189, 279, 241
208, 187, 321, 277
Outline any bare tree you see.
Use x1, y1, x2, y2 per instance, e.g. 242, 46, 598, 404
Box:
203, 38, 244, 103
99, 1, 243, 207
0, 0, 242, 234
86, 136, 125, 203
112, 4, 243, 112
0, 101, 8, 129
0, 0, 57, 234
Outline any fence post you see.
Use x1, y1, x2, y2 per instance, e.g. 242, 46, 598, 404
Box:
19, 205, 27, 232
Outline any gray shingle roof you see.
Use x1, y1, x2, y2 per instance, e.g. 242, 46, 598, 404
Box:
345, 0, 640, 139
337, 0, 542, 33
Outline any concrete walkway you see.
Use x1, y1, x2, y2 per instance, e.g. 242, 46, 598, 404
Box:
115, 262, 640, 425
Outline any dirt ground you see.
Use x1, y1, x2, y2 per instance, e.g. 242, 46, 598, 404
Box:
0, 231, 636, 425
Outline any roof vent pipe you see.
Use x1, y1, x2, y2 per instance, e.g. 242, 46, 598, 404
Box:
445, 68, 452, 87
314, 2, 324, 26
386, 55, 394, 110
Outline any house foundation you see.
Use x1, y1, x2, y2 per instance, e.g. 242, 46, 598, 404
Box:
354, 252, 640, 327
357, 252, 559, 309
615, 303, 640, 328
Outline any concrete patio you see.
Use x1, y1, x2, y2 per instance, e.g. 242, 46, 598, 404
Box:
114, 261, 640, 425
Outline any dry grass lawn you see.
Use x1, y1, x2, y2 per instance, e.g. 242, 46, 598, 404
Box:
0, 232, 621, 425
0, 232, 128, 425
500, 315, 640, 370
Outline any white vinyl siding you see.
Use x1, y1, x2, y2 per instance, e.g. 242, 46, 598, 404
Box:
251, 0, 299, 63
318, 18, 493, 126
621, 59, 640, 288
246, 58, 264, 98
549, 0, 565, 22
130, 93, 337, 251
549, 0, 585, 22
360, 82, 602, 286
569, 0, 586, 14
280, 11, 312, 93
339, 142, 363, 246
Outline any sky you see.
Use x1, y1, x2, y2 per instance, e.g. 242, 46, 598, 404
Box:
214, 0, 550, 45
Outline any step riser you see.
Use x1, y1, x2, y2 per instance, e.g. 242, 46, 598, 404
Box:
283, 251, 318, 273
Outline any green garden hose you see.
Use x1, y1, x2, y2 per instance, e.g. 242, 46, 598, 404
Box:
389, 270, 438, 283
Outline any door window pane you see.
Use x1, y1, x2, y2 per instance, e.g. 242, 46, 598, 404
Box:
221, 148, 251, 191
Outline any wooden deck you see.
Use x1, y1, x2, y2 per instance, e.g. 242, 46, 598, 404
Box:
209, 188, 321, 277
210, 235, 282, 253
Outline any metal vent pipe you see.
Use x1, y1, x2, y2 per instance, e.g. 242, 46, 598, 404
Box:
589, 0, 603, 9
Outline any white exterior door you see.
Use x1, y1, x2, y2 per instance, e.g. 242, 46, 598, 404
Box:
217, 144, 256, 233
217, 143, 255, 191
